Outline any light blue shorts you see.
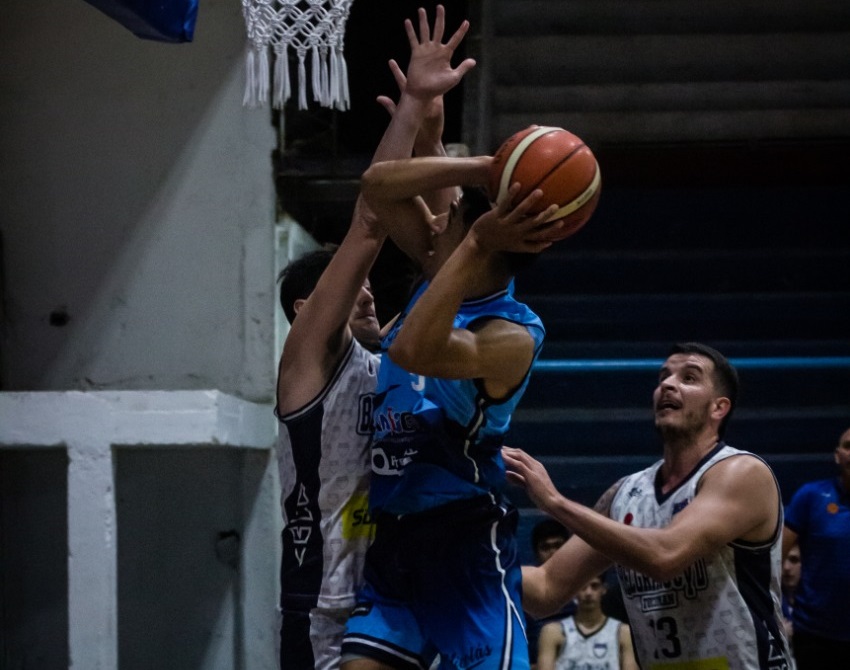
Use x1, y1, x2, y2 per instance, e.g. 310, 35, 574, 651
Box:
342, 496, 530, 670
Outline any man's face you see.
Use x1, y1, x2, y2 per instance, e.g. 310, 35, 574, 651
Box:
576, 577, 606, 611
534, 535, 566, 564
782, 545, 801, 592
348, 280, 380, 350
653, 354, 721, 438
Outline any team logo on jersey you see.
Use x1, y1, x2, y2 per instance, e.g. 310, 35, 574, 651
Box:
357, 387, 420, 436
617, 558, 709, 612
371, 445, 418, 476
592, 641, 609, 658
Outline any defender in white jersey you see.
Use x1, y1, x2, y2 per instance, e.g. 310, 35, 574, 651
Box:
276, 248, 382, 670
505, 342, 794, 670
609, 444, 786, 670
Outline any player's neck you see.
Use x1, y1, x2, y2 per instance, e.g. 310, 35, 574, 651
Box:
660, 431, 720, 490
451, 259, 512, 301
574, 609, 606, 633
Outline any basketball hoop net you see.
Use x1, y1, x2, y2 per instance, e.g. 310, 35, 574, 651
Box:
241, 0, 354, 111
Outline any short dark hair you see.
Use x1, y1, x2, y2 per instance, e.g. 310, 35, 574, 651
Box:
277, 248, 335, 324
668, 342, 739, 437
531, 518, 570, 552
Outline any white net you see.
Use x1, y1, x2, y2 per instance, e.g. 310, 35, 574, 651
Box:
241, 0, 355, 111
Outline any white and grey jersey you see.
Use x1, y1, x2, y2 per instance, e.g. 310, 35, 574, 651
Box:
555, 616, 623, 670
276, 339, 379, 610
609, 443, 792, 670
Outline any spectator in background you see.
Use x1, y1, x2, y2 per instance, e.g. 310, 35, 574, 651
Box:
532, 517, 571, 565
526, 518, 574, 669
780, 543, 801, 643
536, 574, 637, 670
782, 426, 850, 670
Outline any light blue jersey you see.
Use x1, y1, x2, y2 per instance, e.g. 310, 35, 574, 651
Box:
366, 280, 545, 516
343, 279, 544, 670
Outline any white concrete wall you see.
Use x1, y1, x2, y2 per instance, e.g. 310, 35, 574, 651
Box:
0, 0, 278, 402
0, 391, 281, 670
0, 2, 286, 668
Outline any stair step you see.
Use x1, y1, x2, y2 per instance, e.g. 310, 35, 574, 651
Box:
493, 108, 850, 146
494, 81, 850, 115
519, 186, 850, 250
491, 34, 850, 88
520, 361, 850, 410
492, 0, 850, 36
515, 249, 850, 295
523, 291, 850, 341
534, 339, 850, 360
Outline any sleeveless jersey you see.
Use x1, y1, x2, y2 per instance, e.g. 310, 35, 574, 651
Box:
275, 339, 379, 610
367, 280, 545, 516
609, 443, 792, 670
555, 616, 623, 670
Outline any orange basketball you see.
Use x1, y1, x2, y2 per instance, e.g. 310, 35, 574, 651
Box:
488, 126, 601, 241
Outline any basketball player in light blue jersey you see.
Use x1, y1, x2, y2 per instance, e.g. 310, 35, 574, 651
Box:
504, 342, 794, 670
339, 36, 572, 669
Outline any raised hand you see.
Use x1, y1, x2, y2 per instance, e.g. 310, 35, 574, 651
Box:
403, 5, 476, 102
376, 58, 446, 152
502, 446, 562, 515
469, 183, 562, 255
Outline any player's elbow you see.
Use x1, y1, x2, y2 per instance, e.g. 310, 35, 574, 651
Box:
640, 551, 694, 583
360, 162, 392, 200
388, 337, 430, 375
521, 565, 563, 619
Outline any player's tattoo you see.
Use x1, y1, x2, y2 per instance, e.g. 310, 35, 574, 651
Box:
593, 478, 625, 517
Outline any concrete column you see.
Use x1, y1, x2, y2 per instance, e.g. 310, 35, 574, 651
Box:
68, 438, 118, 669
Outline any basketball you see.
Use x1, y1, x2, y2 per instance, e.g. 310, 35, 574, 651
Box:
487, 126, 601, 241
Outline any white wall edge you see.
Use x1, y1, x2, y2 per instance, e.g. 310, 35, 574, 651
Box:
0, 390, 276, 449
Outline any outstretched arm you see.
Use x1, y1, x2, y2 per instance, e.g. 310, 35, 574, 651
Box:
503, 446, 782, 583
522, 537, 612, 619
277, 200, 385, 415
277, 5, 471, 413
363, 5, 476, 266
385, 182, 560, 398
